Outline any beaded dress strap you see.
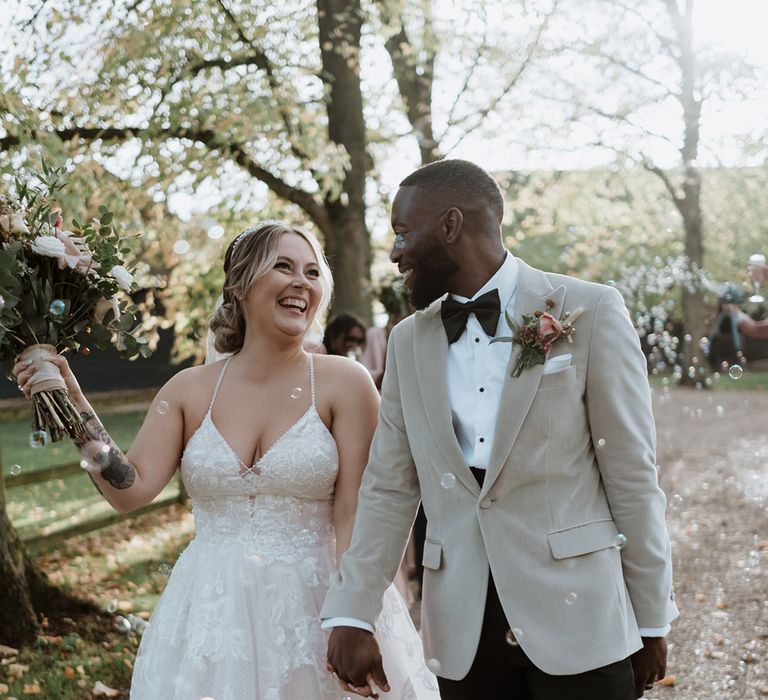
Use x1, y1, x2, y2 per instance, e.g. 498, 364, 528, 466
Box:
309, 353, 316, 406
208, 357, 232, 413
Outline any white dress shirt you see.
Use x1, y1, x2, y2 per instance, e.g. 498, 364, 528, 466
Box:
323, 252, 668, 636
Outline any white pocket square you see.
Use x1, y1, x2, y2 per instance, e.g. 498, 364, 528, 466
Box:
542, 353, 572, 375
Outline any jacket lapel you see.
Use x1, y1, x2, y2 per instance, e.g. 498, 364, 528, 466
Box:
482, 263, 566, 494
413, 299, 481, 495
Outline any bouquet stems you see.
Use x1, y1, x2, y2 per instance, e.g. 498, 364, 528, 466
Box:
22, 344, 84, 443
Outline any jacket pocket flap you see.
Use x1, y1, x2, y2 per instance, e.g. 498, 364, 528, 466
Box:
547, 519, 619, 559
422, 539, 443, 570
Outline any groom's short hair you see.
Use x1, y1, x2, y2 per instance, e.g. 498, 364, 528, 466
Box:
399, 159, 504, 223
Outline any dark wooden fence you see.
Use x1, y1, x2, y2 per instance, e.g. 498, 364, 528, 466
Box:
4, 458, 188, 553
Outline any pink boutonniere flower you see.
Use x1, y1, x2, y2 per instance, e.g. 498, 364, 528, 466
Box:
491, 299, 584, 377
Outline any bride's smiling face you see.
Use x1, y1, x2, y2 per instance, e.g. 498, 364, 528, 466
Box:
242, 232, 323, 339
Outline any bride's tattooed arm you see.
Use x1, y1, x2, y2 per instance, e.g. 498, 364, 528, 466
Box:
74, 411, 137, 490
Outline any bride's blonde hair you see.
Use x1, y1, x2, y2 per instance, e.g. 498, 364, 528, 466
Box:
209, 222, 333, 354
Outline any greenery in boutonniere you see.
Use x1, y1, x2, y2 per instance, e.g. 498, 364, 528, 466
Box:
491, 299, 584, 378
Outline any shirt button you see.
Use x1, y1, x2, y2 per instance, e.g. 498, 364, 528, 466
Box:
474, 337, 480, 343
479, 387, 484, 393
479, 437, 485, 443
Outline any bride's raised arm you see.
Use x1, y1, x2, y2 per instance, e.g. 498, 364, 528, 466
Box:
14, 353, 191, 514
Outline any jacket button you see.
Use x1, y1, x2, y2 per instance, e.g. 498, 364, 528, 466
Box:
480, 498, 493, 509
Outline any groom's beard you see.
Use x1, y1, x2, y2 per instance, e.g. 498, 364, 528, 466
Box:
409, 240, 460, 310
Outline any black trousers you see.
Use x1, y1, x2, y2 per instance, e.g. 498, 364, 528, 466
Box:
436, 468, 636, 700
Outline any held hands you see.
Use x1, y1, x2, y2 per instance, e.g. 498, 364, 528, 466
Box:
327, 627, 390, 698
13, 353, 85, 405
631, 636, 667, 698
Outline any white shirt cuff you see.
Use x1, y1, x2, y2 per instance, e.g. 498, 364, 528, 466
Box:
638, 625, 671, 637
321, 617, 375, 634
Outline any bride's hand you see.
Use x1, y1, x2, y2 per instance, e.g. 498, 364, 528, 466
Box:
13, 353, 86, 405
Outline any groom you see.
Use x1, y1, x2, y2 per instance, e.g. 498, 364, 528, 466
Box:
322, 159, 678, 699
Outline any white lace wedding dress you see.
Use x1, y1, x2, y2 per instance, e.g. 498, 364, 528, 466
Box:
131, 355, 439, 699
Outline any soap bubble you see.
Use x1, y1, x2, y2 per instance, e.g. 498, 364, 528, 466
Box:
439, 473, 457, 490
29, 430, 50, 448
596, 438, 606, 449
173, 239, 191, 255
48, 299, 66, 317
9, 464, 22, 475
613, 533, 627, 550
565, 592, 578, 605
728, 365, 743, 380
670, 494, 683, 511
290, 387, 302, 399
207, 224, 225, 240
156, 400, 170, 415
426, 658, 442, 674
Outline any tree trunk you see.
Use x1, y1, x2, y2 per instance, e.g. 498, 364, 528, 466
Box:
0, 470, 40, 645
317, 0, 372, 323
674, 0, 706, 385
0, 468, 99, 647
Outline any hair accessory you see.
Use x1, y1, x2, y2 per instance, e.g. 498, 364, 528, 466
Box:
230, 220, 285, 254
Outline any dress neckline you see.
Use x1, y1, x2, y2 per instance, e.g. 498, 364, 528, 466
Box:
206, 354, 317, 473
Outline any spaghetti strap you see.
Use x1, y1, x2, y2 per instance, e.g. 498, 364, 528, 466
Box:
208, 357, 232, 413
308, 353, 316, 406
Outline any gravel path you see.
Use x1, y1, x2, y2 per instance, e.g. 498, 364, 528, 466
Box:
651, 387, 768, 700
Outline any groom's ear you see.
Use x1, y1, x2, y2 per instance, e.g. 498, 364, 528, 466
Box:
442, 207, 463, 244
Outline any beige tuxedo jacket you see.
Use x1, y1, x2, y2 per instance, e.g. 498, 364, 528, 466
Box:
321, 261, 678, 679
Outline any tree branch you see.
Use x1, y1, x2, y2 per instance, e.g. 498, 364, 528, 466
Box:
643, 159, 684, 211
0, 125, 329, 232
445, 2, 558, 151
212, 0, 310, 163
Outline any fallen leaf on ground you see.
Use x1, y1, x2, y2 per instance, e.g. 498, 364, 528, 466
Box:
7, 663, 29, 679
22, 683, 42, 695
63, 666, 75, 679
92, 681, 120, 697
0, 645, 18, 658
656, 675, 676, 686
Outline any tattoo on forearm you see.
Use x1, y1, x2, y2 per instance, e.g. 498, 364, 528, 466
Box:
75, 411, 137, 490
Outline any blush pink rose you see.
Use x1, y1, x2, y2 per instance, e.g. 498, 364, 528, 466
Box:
538, 312, 563, 340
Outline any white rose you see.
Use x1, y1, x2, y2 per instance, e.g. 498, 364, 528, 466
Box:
110, 265, 134, 290
31, 235, 66, 257
10, 212, 29, 235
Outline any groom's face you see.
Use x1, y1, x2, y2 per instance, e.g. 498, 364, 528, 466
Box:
390, 186, 460, 310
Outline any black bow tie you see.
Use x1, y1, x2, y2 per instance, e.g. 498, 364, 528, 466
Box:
441, 289, 501, 344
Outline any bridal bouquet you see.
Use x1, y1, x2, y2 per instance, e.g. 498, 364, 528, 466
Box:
0, 163, 151, 443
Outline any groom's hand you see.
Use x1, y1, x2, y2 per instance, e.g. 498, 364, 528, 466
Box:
327, 626, 389, 699
630, 636, 667, 697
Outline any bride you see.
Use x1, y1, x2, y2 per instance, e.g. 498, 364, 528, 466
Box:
14, 221, 439, 699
